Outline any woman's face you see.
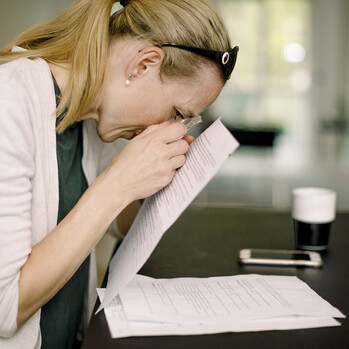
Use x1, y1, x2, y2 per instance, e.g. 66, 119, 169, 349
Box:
93, 43, 224, 142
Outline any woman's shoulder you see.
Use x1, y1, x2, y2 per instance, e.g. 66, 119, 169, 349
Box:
0, 51, 51, 95
0, 51, 56, 138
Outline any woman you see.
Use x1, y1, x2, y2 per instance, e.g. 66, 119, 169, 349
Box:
0, 0, 238, 347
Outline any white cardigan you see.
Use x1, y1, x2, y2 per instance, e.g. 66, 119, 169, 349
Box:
0, 53, 122, 348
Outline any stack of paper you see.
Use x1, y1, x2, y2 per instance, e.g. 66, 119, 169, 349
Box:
98, 274, 345, 338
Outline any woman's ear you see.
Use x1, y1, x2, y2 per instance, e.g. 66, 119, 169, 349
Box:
127, 46, 165, 79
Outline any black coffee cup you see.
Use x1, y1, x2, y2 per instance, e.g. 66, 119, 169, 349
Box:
293, 220, 332, 251
292, 188, 336, 251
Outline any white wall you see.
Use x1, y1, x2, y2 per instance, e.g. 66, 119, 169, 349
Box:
0, 0, 73, 47
310, 0, 349, 161
341, 1, 349, 120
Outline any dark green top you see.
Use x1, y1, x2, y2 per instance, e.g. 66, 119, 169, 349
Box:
40, 75, 90, 349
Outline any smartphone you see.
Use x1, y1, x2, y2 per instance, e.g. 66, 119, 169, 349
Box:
238, 249, 323, 268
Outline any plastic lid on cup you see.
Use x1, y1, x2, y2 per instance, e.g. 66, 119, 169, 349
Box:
292, 187, 336, 224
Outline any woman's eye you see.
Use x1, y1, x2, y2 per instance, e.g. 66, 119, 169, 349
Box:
175, 110, 184, 120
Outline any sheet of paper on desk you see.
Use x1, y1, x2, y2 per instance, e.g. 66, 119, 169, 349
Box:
97, 274, 344, 339
98, 119, 240, 312
119, 274, 344, 323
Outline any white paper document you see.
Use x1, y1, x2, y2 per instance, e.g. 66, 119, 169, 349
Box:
97, 274, 344, 339
98, 119, 240, 312
119, 274, 344, 323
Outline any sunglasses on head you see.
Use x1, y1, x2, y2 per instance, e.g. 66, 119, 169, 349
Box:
157, 43, 239, 80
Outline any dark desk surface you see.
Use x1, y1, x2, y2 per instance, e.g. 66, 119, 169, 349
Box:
82, 207, 349, 349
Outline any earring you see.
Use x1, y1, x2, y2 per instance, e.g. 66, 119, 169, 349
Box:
125, 74, 132, 86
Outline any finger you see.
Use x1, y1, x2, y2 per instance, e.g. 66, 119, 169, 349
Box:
157, 122, 187, 143
136, 121, 170, 138
169, 154, 186, 170
182, 135, 195, 145
166, 139, 189, 158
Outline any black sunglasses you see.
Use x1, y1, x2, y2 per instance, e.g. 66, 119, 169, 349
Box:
157, 43, 239, 80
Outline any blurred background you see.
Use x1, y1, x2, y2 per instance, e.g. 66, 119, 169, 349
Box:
197, 0, 349, 212
1, 0, 348, 282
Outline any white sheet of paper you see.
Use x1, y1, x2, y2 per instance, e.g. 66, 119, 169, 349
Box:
119, 274, 345, 323
98, 119, 239, 312
97, 281, 341, 339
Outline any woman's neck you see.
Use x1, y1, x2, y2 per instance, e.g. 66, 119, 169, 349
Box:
47, 61, 99, 122
48, 61, 70, 96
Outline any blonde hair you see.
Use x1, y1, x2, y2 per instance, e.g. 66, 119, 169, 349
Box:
0, 0, 231, 133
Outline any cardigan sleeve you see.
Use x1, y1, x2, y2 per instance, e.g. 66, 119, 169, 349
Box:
0, 75, 35, 337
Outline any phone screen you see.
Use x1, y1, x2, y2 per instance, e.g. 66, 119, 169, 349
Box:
249, 251, 311, 261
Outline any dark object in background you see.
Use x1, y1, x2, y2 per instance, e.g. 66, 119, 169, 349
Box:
294, 220, 331, 251
228, 127, 281, 147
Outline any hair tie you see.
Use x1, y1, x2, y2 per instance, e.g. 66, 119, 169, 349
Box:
120, 0, 130, 7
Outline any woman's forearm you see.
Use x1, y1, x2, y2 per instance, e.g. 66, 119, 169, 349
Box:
17, 171, 129, 327
17, 121, 188, 327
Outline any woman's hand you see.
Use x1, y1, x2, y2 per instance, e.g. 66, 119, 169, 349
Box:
104, 121, 190, 203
